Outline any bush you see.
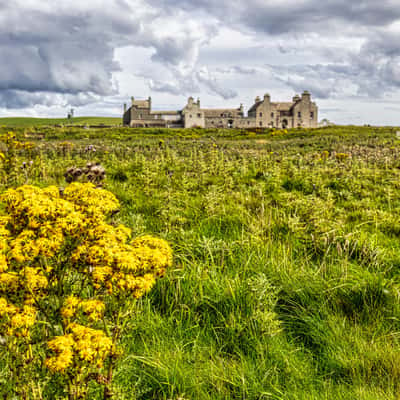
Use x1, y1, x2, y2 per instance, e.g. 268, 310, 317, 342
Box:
0, 182, 172, 398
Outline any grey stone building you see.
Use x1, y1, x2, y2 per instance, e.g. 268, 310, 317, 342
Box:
123, 92, 318, 129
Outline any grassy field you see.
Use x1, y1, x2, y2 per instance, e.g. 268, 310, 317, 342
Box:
0, 116, 121, 127
1, 125, 400, 399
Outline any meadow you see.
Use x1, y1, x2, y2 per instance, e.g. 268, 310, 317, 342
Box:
1, 124, 400, 399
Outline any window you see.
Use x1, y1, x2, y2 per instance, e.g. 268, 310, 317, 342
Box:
259, 122, 262, 126
197, 113, 201, 118
298, 112, 301, 118
138, 114, 142, 119
247, 121, 250, 125
259, 112, 263, 117
220, 113, 224, 117
310, 112, 314, 119
271, 112, 274, 118
189, 114, 192, 118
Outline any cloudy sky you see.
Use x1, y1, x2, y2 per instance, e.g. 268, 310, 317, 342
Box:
2, 0, 400, 124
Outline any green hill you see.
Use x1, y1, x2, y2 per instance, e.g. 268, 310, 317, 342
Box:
0, 116, 121, 127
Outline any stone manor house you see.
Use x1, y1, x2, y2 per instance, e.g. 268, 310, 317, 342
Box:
123, 91, 318, 129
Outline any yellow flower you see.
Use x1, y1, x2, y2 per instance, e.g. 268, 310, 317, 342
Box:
61, 295, 80, 319
0, 272, 19, 292
0, 297, 17, 316
46, 334, 75, 372
80, 299, 105, 321
61, 296, 105, 322
62, 182, 119, 217
8, 305, 36, 337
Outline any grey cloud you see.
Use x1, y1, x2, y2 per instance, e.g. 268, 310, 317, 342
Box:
4, 0, 400, 113
0, 90, 99, 109
148, 79, 191, 95
0, 0, 230, 108
152, 0, 400, 35
266, 28, 400, 99
196, 67, 237, 99
145, 66, 236, 100
216, 66, 257, 75
0, 1, 141, 107
147, 0, 400, 102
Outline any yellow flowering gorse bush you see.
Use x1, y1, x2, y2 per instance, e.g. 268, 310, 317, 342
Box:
0, 182, 173, 398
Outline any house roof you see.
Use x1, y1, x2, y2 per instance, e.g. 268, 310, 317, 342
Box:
202, 108, 242, 118
248, 101, 262, 113
249, 101, 295, 113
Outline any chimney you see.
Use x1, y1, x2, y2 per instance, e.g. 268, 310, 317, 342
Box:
302, 91, 311, 101
197, 98, 200, 107
131, 96, 135, 105
255, 96, 261, 103
263, 93, 270, 103
293, 94, 300, 102
123, 103, 127, 113
148, 96, 152, 110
